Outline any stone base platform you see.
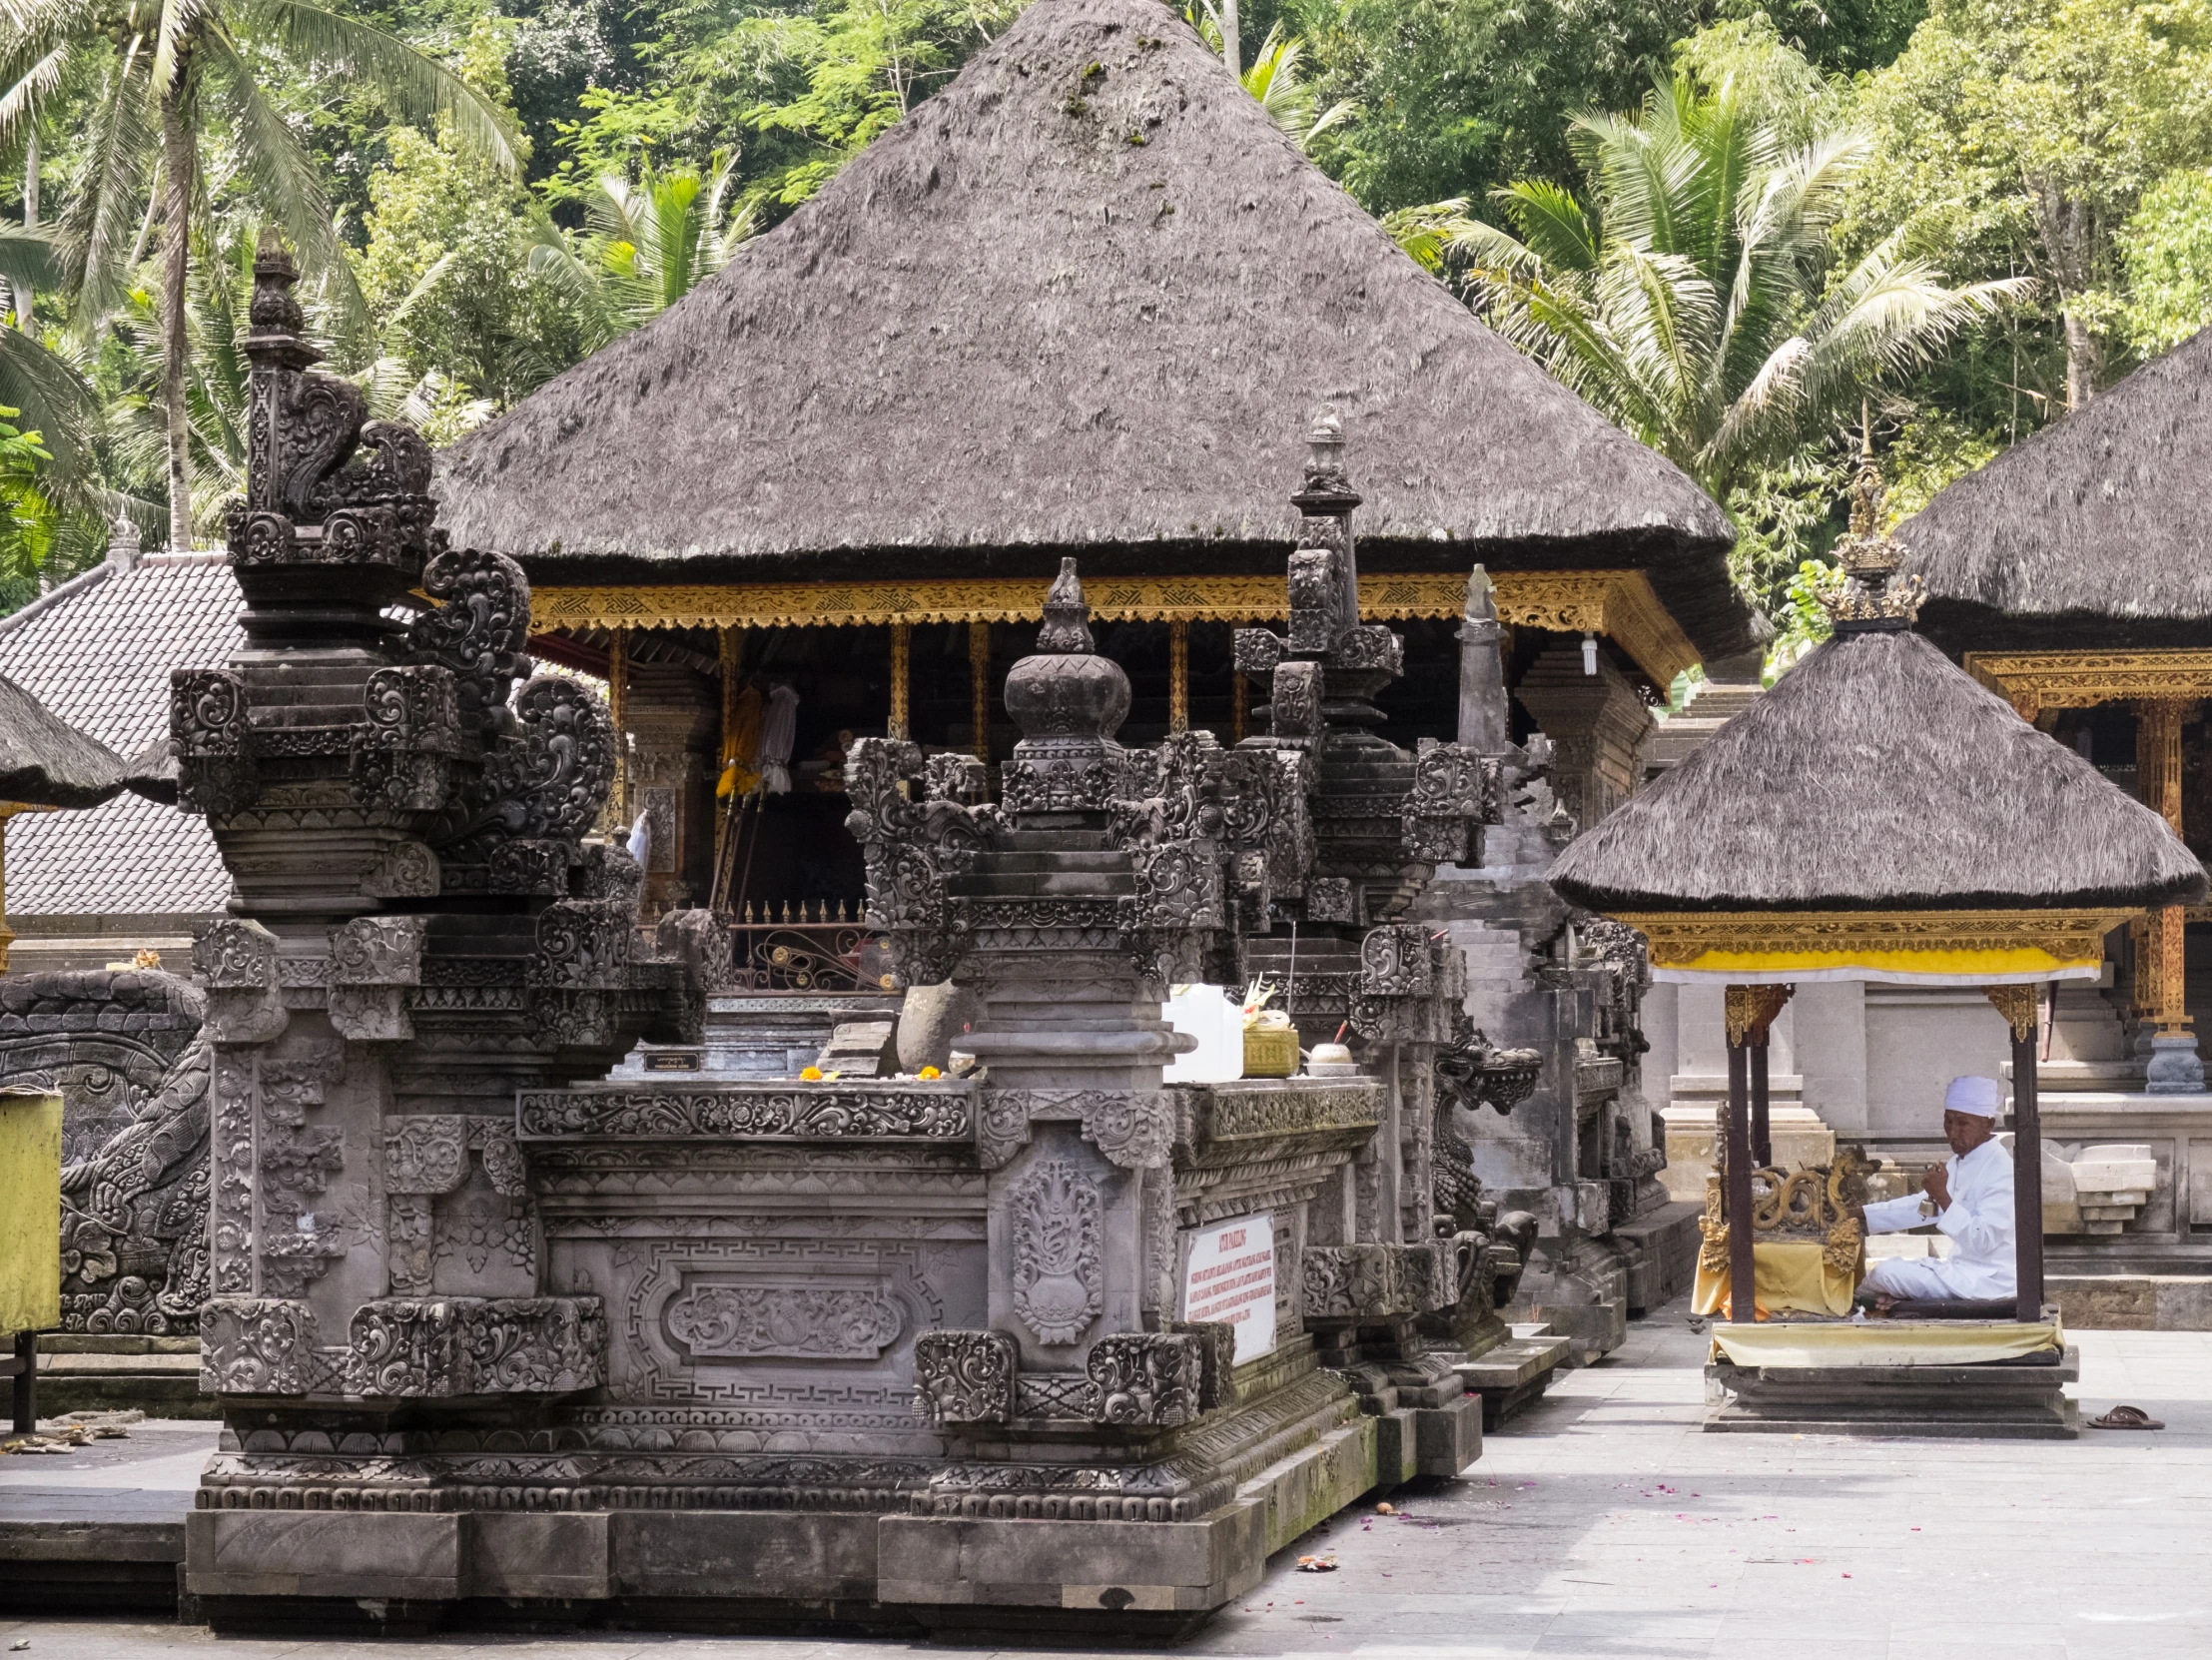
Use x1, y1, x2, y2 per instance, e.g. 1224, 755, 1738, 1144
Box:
2051, 1273, 2212, 1330
34, 1336, 211, 1419
1614, 1201, 1704, 1316
178, 1396, 1476, 1637
1704, 1347, 2081, 1439
0, 1520, 186, 1615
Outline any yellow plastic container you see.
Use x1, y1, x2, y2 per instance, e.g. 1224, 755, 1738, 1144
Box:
0, 1089, 61, 1334
1241, 1026, 1300, 1079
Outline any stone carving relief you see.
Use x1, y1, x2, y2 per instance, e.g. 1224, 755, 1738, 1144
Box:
1009, 1159, 1104, 1346
1087, 1331, 1200, 1426
912, 1329, 1018, 1426
518, 1086, 973, 1140
665, 1284, 904, 1359
975, 1089, 1173, 1172
170, 668, 259, 817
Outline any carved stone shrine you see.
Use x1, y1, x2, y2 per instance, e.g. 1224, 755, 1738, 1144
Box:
172, 246, 1520, 1635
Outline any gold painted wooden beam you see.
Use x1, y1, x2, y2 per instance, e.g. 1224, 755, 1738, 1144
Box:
1965, 649, 2212, 719
530, 568, 1702, 688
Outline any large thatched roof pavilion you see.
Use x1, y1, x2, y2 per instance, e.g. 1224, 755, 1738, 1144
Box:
1550, 503, 2205, 1329
1896, 328, 2212, 1087
434, 0, 1744, 919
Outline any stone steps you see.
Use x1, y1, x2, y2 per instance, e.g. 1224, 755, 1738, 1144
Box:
33, 1337, 211, 1419
1455, 1322, 1572, 1430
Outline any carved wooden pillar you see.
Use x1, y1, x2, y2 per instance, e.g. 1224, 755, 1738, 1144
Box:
1723, 1006, 1755, 1324
889, 622, 911, 741
1986, 985, 2044, 1321
1722, 985, 1791, 1322
0, 806, 17, 973
1168, 620, 1189, 733
715, 627, 745, 875
608, 628, 629, 822
2137, 699, 2193, 1041
970, 621, 992, 760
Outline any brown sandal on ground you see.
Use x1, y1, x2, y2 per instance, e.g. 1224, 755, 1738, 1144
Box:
2088, 1404, 2165, 1430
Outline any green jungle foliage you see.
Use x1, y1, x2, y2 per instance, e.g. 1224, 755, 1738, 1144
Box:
0, 0, 2203, 673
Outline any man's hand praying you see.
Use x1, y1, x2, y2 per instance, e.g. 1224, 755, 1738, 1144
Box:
1922, 1164, 1951, 1212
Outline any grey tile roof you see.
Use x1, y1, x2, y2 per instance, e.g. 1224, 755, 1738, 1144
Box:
0, 554, 240, 919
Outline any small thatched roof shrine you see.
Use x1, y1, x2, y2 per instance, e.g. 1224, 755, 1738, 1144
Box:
436, 0, 1741, 651
0, 668, 128, 810
1550, 624, 2204, 922
1552, 462, 2206, 987
1898, 329, 2212, 654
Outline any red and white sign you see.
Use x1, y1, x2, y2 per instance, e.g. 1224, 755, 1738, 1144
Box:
1180, 1213, 1276, 1363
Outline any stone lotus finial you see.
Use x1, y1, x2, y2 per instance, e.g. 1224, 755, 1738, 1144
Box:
1035, 556, 1095, 655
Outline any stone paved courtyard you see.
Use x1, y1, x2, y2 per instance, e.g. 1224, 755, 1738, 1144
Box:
6, 1300, 2209, 1659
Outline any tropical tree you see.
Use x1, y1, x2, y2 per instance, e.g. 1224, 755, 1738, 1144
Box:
528, 154, 755, 350
1236, 24, 1354, 154
1400, 71, 2028, 506
0, 0, 521, 550
1846, 0, 2212, 411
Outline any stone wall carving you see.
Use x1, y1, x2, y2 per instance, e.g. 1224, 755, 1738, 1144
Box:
346, 1296, 604, 1396
1087, 1331, 1201, 1426
665, 1284, 904, 1359
1009, 1158, 1104, 1345
518, 1084, 973, 1140
912, 1329, 1019, 1425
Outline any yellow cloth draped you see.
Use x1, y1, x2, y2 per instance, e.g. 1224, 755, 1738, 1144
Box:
1710, 1320, 2062, 1368
1692, 1239, 1861, 1320
0, 1091, 61, 1332
718, 684, 765, 800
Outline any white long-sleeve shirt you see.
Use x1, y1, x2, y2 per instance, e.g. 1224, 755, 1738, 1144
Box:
1861, 1136, 2016, 1299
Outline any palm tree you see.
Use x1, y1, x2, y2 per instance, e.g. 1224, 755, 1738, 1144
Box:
528, 155, 756, 351
0, 0, 519, 550
1239, 24, 1353, 156
1394, 74, 2027, 502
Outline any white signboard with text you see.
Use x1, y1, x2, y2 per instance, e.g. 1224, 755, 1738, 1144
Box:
1179, 1213, 1276, 1363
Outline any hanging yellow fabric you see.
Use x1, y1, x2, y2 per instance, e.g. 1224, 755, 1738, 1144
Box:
718, 684, 765, 800
1692, 1239, 1861, 1319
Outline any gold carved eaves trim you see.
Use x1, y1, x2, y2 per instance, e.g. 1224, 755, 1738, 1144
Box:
1964, 650, 2212, 720
529, 569, 1702, 687
1615, 909, 2133, 970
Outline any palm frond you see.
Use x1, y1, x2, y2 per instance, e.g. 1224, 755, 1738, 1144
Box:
1491, 180, 1599, 272
197, 23, 363, 320
54, 37, 155, 335
239, 0, 518, 174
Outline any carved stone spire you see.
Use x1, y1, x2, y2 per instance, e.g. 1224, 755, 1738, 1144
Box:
1034, 556, 1096, 654
1822, 436, 1924, 633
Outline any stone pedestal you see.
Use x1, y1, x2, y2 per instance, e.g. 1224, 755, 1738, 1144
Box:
1706, 1347, 2080, 1439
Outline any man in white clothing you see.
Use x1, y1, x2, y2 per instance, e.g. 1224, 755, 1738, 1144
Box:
1856, 1075, 2015, 1310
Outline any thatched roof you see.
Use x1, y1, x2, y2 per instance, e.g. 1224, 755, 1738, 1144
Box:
1548, 626, 2206, 913
0, 668, 127, 810
1898, 328, 2212, 650
434, 0, 1747, 659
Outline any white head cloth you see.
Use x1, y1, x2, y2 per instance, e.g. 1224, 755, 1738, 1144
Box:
1945, 1075, 2003, 1119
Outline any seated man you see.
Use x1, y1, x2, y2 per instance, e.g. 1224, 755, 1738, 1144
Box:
1857, 1075, 2014, 1312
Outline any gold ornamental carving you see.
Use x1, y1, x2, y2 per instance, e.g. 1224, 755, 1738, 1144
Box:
529, 569, 1702, 688
1965, 650, 2212, 720
1723, 983, 1793, 1047
1700, 1149, 1869, 1274
1620, 909, 2134, 968
1982, 984, 2039, 1043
